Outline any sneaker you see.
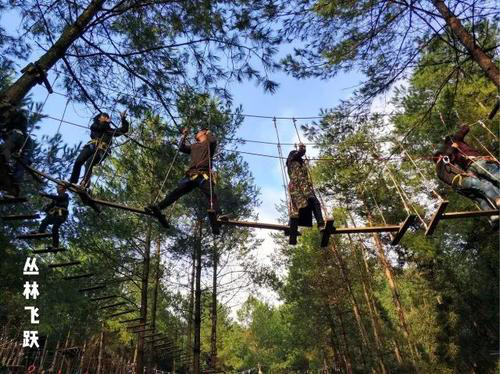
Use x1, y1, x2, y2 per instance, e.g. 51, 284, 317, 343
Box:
218, 214, 230, 222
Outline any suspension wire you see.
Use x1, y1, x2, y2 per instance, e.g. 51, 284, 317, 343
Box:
469, 133, 500, 163
361, 185, 388, 226
384, 164, 427, 228
272, 117, 291, 216
477, 120, 498, 139
392, 139, 444, 201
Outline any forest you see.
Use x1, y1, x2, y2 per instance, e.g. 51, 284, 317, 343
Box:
0, 1, 498, 373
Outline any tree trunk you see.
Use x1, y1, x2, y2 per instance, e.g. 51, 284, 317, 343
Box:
0, 0, 106, 107
210, 245, 218, 370
136, 223, 152, 374
432, 0, 499, 87
371, 231, 418, 367
187, 234, 196, 373
193, 219, 203, 374
97, 328, 104, 374
329, 242, 369, 347
148, 238, 162, 373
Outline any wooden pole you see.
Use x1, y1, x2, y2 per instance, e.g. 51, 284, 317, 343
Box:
97, 328, 104, 374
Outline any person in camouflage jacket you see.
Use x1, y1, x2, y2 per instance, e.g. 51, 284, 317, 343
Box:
286, 143, 325, 228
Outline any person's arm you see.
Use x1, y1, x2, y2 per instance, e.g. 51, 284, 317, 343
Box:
112, 115, 130, 137
178, 128, 191, 154
452, 124, 470, 142
206, 131, 217, 155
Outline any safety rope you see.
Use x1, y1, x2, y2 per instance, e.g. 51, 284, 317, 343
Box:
272, 117, 290, 216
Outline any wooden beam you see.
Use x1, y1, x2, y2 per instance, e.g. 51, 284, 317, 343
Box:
90, 294, 118, 302
143, 333, 162, 339
99, 302, 128, 310
130, 328, 155, 334
2, 213, 39, 221
333, 225, 401, 234
16, 232, 51, 240
126, 322, 150, 330
218, 219, 289, 231
32, 247, 66, 254
391, 215, 416, 246
49, 261, 81, 268
78, 284, 106, 292
106, 309, 136, 319
64, 273, 94, 280
425, 200, 449, 236
442, 209, 499, 219
0, 196, 27, 204
119, 317, 143, 324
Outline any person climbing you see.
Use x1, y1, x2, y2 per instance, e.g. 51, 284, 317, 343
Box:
286, 143, 325, 230
0, 107, 32, 197
433, 146, 499, 227
68, 111, 129, 188
38, 185, 70, 248
146, 127, 220, 218
444, 124, 499, 186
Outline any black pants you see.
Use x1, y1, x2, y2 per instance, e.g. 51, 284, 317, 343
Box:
157, 176, 219, 212
70, 144, 108, 184
39, 215, 66, 248
308, 196, 324, 225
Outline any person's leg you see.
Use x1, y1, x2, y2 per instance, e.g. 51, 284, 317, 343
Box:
199, 178, 220, 213
156, 177, 197, 210
459, 176, 498, 209
51, 220, 64, 248
81, 149, 108, 187
469, 160, 500, 185
69, 145, 94, 184
308, 195, 325, 226
38, 215, 51, 233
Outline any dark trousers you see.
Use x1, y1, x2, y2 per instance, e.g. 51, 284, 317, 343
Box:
39, 215, 66, 248
70, 144, 108, 184
308, 196, 324, 225
157, 176, 219, 212
0, 131, 29, 186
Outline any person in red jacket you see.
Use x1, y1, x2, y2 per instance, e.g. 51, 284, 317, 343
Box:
443, 124, 499, 187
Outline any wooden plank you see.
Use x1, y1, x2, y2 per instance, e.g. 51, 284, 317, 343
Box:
99, 302, 128, 310
320, 219, 335, 248
130, 328, 155, 334
333, 225, 400, 234
90, 294, 118, 302
2, 213, 39, 221
126, 322, 150, 330
425, 200, 449, 236
391, 215, 416, 246
16, 232, 51, 240
442, 209, 499, 219
207, 209, 220, 235
106, 309, 136, 318
218, 219, 289, 231
288, 217, 299, 245
0, 196, 27, 204
146, 337, 172, 344
119, 317, 143, 324
64, 273, 94, 280
32, 247, 67, 254
78, 284, 106, 292
48, 261, 81, 268
143, 333, 162, 339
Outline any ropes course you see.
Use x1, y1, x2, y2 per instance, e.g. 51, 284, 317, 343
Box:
1, 72, 498, 254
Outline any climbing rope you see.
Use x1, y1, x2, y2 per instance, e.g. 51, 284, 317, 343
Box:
272, 117, 291, 216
